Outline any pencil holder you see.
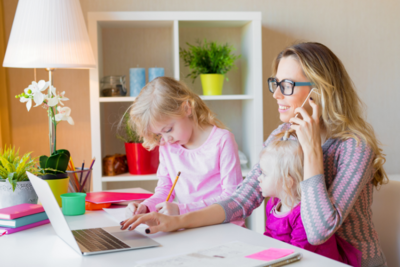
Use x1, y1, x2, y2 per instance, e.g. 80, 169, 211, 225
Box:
60, 193, 86, 216
66, 168, 93, 193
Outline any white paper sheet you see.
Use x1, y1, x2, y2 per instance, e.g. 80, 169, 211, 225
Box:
133, 241, 302, 267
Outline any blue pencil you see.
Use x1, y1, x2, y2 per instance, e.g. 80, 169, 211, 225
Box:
79, 161, 85, 187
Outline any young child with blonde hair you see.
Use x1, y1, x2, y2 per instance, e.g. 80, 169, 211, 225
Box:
125, 77, 244, 226
258, 130, 361, 267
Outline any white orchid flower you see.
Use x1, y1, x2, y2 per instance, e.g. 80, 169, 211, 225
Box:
57, 91, 69, 106
46, 87, 69, 107
55, 106, 74, 125
47, 96, 59, 107
27, 80, 49, 107
20, 96, 32, 111
23, 87, 33, 96
51, 85, 56, 96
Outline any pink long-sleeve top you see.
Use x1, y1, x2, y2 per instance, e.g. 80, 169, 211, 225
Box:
141, 126, 244, 220
265, 198, 361, 267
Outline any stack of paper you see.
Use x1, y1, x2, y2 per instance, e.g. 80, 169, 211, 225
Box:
133, 241, 302, 267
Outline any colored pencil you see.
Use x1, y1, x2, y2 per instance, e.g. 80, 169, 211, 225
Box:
80, 158, 96, 193
79, 160, 85, 184
68, 164, 79, 192
69, 158, 80, 191
166, 171, 181, 201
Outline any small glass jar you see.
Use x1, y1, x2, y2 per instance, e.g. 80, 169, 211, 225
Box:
100, 75, 127, 97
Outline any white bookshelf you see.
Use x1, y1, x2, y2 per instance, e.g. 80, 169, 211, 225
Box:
88, 12, 264, 233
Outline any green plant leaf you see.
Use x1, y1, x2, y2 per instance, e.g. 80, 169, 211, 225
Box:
0, 166, 7, 179
0, 157, 14, 173
45, 153, 70, 173
0, 146, 38, 182
7, 172, 17, 192
52, 149, 70, 159
39, 155, 48, 169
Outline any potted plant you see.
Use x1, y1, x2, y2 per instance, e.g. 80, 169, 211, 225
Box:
16, 80, 74, 206
117, 112, 159, 175
180, 39, 240, 95
37, 149, 71, 206
0, 146, 40, 209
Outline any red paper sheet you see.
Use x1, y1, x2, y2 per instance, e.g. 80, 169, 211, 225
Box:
85, 192, 153, 204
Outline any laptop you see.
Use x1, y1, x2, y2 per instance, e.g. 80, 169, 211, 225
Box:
27, 172, 160, 256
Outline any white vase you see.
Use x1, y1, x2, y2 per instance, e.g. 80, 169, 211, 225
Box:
0, 180, 38, 209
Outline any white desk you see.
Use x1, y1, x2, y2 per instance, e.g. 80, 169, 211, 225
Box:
1, 207, 347, 267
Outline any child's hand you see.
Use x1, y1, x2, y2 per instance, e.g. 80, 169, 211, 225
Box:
155, 202, 180, 215
121, 212, 182, 234
125, 202, 149, 219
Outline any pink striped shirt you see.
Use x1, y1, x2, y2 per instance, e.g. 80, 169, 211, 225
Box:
142, 126, 244, 225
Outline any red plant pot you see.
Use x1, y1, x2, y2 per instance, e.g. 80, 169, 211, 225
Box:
125, 143, 159, 175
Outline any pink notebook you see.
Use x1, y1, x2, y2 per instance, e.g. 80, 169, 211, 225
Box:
0, 219, 50, 236
0, 203, 45, 220
85, 192, 153, 204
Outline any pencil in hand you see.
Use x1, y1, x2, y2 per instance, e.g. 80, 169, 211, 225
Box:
166, 171, 181, 202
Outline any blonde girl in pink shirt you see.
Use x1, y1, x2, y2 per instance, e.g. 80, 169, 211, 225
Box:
124, 77, 244, 226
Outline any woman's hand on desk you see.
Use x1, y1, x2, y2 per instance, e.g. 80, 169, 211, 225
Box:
121, 212, 182, 234
125, 202, 149, 219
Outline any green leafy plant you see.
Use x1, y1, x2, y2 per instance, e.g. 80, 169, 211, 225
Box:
117, 112, 142, 143
179, 39, 241, 83
38, 149, 70, 176
0, 146, 40, 191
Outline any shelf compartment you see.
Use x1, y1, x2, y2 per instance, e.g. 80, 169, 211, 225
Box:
178, 20, 253, 97
98, 21, 174, 98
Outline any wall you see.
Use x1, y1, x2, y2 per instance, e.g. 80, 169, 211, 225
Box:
2, 0, 399, 190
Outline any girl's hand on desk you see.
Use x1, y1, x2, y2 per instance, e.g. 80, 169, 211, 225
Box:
121, 212, 182, 234
125, 202, 149, 219
156, 202, 180, 215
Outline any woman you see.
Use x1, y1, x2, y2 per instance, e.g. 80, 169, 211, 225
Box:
121, 42, 388, 267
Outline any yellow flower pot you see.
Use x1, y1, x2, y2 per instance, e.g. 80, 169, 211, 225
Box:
43, 177, 70, 207
200, 74, 224, 95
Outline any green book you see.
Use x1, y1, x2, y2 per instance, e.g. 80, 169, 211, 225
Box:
0, 212, 48, 228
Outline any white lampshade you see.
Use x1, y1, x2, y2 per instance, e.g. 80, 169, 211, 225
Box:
3, 0, 95, 69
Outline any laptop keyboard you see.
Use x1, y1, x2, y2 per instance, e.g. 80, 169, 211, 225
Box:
72, 228, 130, 252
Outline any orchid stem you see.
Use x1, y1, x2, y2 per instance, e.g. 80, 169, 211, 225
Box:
49, 106, 57, 153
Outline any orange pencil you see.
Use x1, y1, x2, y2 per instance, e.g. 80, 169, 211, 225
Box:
69, 158, 80, 191
166, 171, 181, 201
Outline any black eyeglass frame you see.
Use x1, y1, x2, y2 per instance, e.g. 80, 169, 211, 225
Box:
267, 77, 314, 96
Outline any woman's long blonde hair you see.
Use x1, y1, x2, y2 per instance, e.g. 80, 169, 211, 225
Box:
259, 131, 304, 209
129, 77, 225, 150
272, 42, 387, 187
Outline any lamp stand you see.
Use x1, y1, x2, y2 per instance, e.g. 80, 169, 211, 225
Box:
46, 68, 56, 154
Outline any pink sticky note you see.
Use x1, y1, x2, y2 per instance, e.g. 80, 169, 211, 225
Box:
245, 248, 295, 261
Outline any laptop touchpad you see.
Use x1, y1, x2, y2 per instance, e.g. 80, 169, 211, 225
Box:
103, 226, 160, 248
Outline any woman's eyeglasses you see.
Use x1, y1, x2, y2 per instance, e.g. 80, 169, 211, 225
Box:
268, 77, 314, 96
